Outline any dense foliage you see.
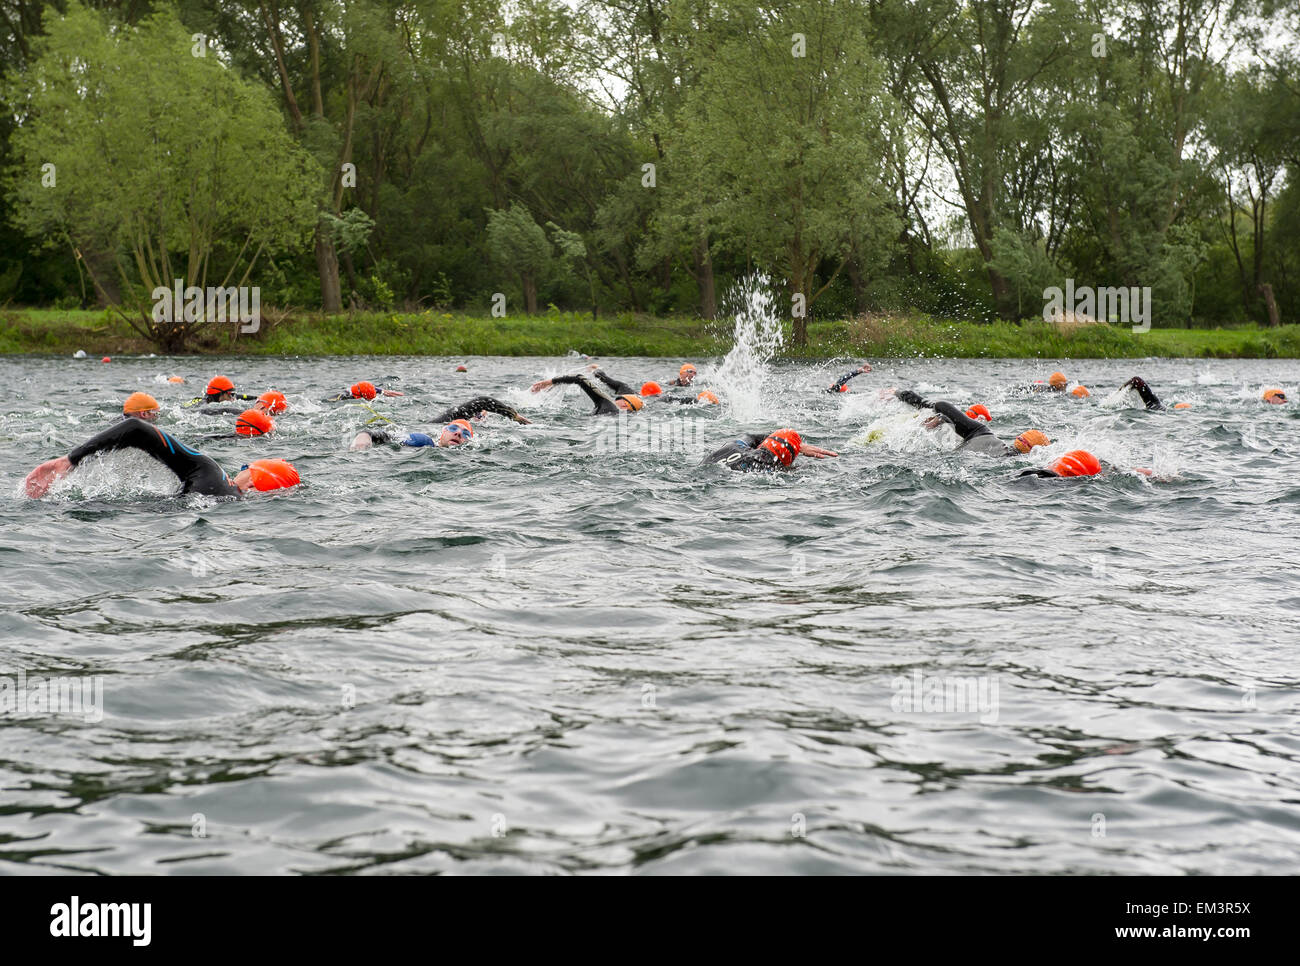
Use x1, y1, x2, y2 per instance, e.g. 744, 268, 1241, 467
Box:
2, 1, 1297, 346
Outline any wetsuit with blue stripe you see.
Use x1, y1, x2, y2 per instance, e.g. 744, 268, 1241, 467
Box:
359, 396, 527, 446
68, 418, 239, 497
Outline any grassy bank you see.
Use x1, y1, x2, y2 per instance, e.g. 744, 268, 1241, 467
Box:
3, 307, 1299, 359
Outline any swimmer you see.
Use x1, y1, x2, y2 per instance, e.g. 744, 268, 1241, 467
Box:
121, 392, 160, 422
183, 375, 258, 408
530, 372, 643, 414
255, 390, 289, 413
590, 368, 716, 406
827, 362, 872, 393
1018, 450, 1102, 479
889, 389, 1050, 456
195, 409, 276, 442
350, 396, 531, 450
323, 381, 406, 402
705, 428, 838, 472
23, 419, 299, 499
1262, 388, 1288, 405
1016, 449, 1158, 480
1118, 376, 1165, 411
668, 364, 698, 387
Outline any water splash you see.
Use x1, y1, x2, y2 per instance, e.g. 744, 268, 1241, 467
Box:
711, 273, 785, 424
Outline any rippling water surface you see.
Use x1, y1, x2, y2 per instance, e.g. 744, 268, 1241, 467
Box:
1, 351, 1298, 875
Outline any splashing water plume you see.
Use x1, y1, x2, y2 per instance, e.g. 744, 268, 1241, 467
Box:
711, 273, 785, 423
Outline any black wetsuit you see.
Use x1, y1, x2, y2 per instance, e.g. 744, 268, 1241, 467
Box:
183, 392, 257, 409
550, 374, 622, 415
67, 418, 239, 497
895, 389, 1015, 456
591, 369, 638, 397
827, 369, 868, 393
1121, 376, 1165, 411
359, 396, 527, 446
704, 432, 784, 472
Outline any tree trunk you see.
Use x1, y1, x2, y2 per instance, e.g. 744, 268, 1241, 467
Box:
694, 239, 716, 320
987, 266, 1016, 322
1258, 283, 1281, 328
315, 225, 342, 311
522, 275, 538, 314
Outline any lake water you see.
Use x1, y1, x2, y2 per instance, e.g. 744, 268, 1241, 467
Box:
1, 349, 1298, 874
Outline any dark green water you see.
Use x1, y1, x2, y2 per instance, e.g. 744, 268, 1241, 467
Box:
1, 353, 1297, 874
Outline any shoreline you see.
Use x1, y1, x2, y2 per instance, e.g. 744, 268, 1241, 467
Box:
3, 308, 1298, 359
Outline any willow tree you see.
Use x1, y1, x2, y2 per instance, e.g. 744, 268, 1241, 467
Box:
5, 2, 320, 349
668, 0, 897, 344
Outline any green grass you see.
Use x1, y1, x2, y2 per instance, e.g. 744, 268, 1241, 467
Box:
3, 306, 1298, 359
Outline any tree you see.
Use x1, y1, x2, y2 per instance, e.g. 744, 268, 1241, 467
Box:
667, 0, 898, 344
486, 203, 551, 313
5, 2, 320, 349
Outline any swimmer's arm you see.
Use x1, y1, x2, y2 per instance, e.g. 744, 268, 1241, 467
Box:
827, 363, 872, 393
931, 401, 988, 441
434, 396, 531, 424
588, 368, 637, 397
802, 443, 839, 458
894, 389, 933, 411
544, 374, 619, 414
26, 419, 200, 496
378, 387, 406, 397
1122, 376, 1165, 411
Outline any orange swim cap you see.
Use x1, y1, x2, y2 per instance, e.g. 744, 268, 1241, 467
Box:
167, 376, 184, 384
257, 390, 288, 413
1173, 402, 1191, 410
1049, 449, 1101, 477
640, 381, 663, 396
246, 459, 299, 491
1013, 430, 1050, 454
101, 356, 111, 363
123, 392, 159, 415
235, 409, 274, 436
696, 391, 720, 405
1071, 385, 1091, 398
206, 375, 234, 396
1262, 388, 1287, 404
1049, 372, 1067, 389
449, 418, 475, 438
965, 404, 992, 422
350, 381, 377, 400
680, 364, 697, 377
760, 429, 802, 466
619, 394, 644, 411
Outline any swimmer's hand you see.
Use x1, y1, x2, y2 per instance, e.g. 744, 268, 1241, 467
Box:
803, 444, 839, 459
858, 363, 872, 373
512, 414, 533, 424
530, 379, 553, 393
879, 387, 896, 399
24, 456, 72, 498
349, 432, 374, 451
381, 389, 405, 397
